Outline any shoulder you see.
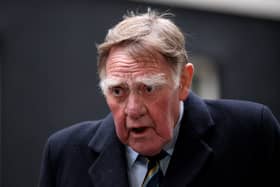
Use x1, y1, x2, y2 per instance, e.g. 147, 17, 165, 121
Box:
203, 98, 279, 133
47, 120, 103, 147
42, 120, 103, 159
185, 93, 272, 123
42, 113, 115, 153
205, 98, 265, 116
39, 118, 113, 184
43, 113, 115, 155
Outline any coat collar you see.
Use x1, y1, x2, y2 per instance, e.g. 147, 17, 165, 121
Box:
87, 114, 130, 187
87, 92, 214, 187
162, 92, 215, 187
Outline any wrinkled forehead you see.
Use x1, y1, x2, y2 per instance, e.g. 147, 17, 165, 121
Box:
111, 44, 166, 65
105, 45, 172, 75
106, 51, 161, 71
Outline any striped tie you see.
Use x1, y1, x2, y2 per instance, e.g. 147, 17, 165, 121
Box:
142, 151, 166, 187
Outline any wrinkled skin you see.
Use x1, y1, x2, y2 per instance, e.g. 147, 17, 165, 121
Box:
103, 46, 194, 156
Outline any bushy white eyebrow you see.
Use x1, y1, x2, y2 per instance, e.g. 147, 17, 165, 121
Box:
134, 73, 167, 86
99, 77, 123, 95
99, 73, 167, 95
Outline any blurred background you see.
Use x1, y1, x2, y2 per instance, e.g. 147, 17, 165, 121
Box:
0, 0, 280, 186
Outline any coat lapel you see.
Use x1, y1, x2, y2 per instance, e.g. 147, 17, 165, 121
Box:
87, 93, 214, 187
87, 114, 129, 187
162, 93, 215, 187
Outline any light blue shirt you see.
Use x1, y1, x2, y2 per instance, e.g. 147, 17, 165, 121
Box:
126, 101, 184, 187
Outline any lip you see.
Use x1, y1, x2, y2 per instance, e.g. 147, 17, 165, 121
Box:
128, 126, 151, 136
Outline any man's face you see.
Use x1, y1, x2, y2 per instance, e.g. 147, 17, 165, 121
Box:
102, 46, 192, 156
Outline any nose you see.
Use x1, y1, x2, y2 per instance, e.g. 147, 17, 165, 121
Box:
124, 93, 146, 119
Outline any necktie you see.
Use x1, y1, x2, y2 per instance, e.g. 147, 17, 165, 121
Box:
142, 151, 166, 187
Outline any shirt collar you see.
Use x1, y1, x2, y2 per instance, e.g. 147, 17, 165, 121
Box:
126, 101, 184, 168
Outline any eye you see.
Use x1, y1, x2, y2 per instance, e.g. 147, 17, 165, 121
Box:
143, 85, 156, 94
110, 86, 126, 97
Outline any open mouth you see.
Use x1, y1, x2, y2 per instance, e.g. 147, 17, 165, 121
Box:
131, 127, 147, 133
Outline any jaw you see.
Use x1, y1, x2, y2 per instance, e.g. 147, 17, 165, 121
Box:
126, 129, 172, 156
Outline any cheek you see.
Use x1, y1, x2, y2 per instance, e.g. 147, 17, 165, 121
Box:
106, 99, 128, 143
106, 97, 124, 120
150, 96, 179, 137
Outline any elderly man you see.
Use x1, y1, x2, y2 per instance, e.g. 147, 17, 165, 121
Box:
39, 9, 280, 187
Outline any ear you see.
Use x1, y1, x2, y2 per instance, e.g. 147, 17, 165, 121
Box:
179, 63, 194, 100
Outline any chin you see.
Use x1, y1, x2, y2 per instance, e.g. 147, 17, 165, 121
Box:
132, 145, 162, 156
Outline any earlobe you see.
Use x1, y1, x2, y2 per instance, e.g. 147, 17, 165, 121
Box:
179, 63, 194, 100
